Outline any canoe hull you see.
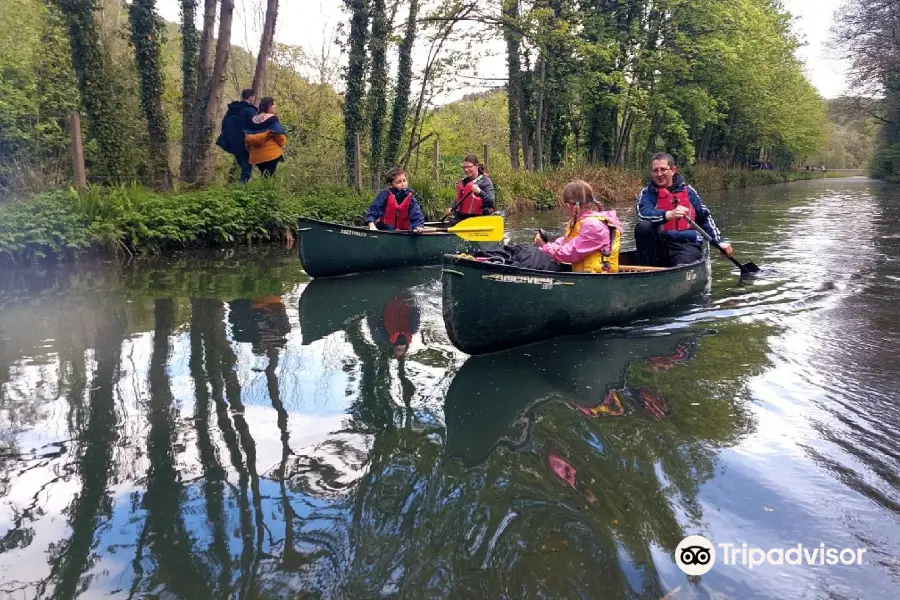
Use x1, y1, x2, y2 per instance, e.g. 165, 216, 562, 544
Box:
441, 249, 711, 355
297, 217, 484, 278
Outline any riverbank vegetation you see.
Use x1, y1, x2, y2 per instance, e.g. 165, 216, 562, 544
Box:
830, 0, 900, 183
0, 0, 874, 262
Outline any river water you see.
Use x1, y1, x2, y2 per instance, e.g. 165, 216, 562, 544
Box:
1, 177, 898, 599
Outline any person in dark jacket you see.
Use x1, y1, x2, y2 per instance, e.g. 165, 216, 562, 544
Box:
444, 154, 495, 224
634, 152, 733, 267
216, 88, 257, 183
365, 167, 426, 232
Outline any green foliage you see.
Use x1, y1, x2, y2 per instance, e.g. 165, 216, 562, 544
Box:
55, 0, 134, 182
870, 144, 900, 183
128, 0, 172, 188
0, 180, 371, 262
0, 0, 79, 193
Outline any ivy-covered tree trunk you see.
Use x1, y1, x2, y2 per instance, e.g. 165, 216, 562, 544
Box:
55, 0, 131, 182
367, 0, 389, 188
343, 0, 369, 188
179, 0, 199, 181
182, 0, 217, 182
193, 0, 235, 184
502, 0, 522, 170
128, 0, 172, 189
251, 0, 279, 96
384, 0, 418, 169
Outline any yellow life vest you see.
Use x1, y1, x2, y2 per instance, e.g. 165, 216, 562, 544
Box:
563, 214, 621, 273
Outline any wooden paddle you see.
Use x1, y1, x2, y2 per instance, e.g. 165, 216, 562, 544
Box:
422, 215, 504, 242
682, 215, 760, 275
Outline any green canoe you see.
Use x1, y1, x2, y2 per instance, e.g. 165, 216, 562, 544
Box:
297, 217, 488, 278
444, 331, 703, 465
441, 248, 711, 355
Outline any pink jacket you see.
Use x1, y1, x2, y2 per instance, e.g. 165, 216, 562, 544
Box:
540, 209, 622, 264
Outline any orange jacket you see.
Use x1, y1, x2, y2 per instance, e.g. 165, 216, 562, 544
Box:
245, 114, 287, 164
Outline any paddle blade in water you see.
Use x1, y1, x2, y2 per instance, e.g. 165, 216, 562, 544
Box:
447, 215, 505, 242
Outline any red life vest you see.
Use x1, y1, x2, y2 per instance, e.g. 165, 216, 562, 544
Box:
381, 191, 412, 230
383, 296, 415, 345
455, 177, 483, 215
655, 186, 695, 232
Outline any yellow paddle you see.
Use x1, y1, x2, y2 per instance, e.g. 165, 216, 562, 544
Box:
423, 215, 505, 242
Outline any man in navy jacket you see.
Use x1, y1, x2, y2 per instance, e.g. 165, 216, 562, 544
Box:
216, 88, 257, 183
634, 152, 733, 267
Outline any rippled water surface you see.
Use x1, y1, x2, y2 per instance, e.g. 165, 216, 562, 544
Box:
1, 178, 899, 599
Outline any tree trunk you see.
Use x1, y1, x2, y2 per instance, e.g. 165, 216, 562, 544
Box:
194, 0, 235, 184
129, 0, 173, 189
179, 0, 199, 181
502, 0, 521, 170
368, 0, 390, 189
385, 0, 418, 169
55, 0, 130, 181
251, 0, 278, 97
534, 57, 545, 171
343, 0, 369, 187
182, 0, 217, 181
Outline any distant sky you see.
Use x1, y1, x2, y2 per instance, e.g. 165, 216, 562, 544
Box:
156, 0, 851, 100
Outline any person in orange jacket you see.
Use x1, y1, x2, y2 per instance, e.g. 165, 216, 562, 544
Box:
244, 96, 287, 177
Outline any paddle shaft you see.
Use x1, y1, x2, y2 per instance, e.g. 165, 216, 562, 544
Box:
681, 215, 744, 271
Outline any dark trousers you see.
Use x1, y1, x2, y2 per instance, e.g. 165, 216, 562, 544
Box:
634, 220, 702, 267
257, 158, 280, 177
233, 151, 252, 183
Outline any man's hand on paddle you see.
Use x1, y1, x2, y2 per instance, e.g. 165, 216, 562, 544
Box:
665, 205, 690, 220
718, 242, 733, 256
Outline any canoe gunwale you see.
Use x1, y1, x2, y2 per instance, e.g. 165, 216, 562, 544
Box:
440, 250, 708, 278
297, 216, 452, 238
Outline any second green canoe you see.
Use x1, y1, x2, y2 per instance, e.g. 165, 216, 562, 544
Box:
297, 217, 489, 278
442, 248, 711, 355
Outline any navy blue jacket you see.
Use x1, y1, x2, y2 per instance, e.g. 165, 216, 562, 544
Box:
635, 174, 723, 244
216, 100, 257, 155
365, 188, 426, 230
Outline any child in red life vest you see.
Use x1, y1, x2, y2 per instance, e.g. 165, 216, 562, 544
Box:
365, 167, 426, 232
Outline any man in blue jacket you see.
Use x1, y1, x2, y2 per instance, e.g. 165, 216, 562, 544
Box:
216, 88, 257, 183
634, 152, 733, 267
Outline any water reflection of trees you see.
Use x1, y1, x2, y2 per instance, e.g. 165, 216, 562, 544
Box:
1, 263, 777, 599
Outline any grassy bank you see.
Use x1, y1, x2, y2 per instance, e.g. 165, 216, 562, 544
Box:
0, 164, 839, 263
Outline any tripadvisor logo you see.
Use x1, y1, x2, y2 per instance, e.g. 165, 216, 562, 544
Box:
675, 535, 716, 576
675, 535, 868, 574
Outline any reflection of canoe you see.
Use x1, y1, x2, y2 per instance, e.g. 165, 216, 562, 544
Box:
443, 332, 699, 466
297, 267, 437, 345
441, 249, 710, 355
297, 217, 487, 278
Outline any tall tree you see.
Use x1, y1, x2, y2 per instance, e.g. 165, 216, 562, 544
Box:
251, 0, 279, 96
54, 0, 131, 181
128, 0, 172, 189
831, 0, 900, 181
367, 0, 390, 187
343, 0, 370, 188
181, 0, 217, 181
179, 0, 199, 181
502, 0, 522, 170
385, 0, 419, 169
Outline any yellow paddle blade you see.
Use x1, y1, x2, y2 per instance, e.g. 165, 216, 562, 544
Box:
446, 215, 505, 242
